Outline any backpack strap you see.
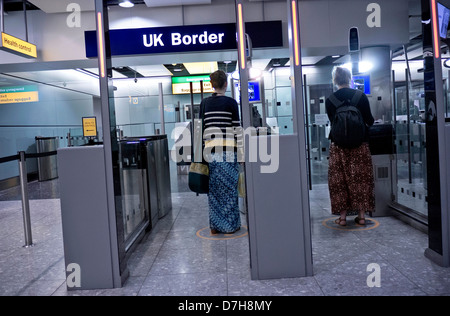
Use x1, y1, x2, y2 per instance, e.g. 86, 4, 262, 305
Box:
350, 89, 363, 107
328, 94, 344, 109
199, 97, 208, 119
329, 89, 364, 110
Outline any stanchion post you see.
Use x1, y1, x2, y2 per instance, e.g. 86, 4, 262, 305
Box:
18, 151, 33, 248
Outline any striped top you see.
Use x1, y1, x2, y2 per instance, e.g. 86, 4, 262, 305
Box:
201, 94, 243, 150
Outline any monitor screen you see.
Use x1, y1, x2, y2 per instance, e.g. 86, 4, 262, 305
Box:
248, 81, 261, 103
234, 81, 262, 103
438, 3, 450, 38
352, 75, 371, 95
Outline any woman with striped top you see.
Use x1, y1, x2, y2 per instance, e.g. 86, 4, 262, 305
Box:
201, 70, 242, 235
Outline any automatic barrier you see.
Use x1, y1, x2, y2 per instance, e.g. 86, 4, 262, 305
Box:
369, 123, 396, 217
119, 135, 172, 233
57, 138, 172, 290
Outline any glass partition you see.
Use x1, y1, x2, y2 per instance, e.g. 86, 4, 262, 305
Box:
0, 64, 100, 186
392, 59, 427, 216
443, 66, 450, 118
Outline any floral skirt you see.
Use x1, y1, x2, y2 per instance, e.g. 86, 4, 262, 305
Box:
208, 152, 241, 233
328, 143, 375, 216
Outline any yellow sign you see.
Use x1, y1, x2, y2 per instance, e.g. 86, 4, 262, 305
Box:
0, 86, 39, 104
1, 32, 37, 59
83, 117, 97, 137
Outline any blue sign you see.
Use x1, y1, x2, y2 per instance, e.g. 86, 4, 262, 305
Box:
352, 75, 371, 95
85, 21, 282, 58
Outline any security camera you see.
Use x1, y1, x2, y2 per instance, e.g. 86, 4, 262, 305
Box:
134, 78, 138, 83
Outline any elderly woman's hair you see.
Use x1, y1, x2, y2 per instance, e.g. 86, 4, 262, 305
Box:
332, 66, 352, 87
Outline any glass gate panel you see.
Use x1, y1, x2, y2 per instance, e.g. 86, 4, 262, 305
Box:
392, 59, 428, 217
303, 72, 334, 186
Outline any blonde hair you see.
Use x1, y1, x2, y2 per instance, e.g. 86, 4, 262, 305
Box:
332, 66, 352, 87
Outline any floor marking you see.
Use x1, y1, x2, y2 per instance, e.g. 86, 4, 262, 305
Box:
322, 217, 380, 231
196, 225, 248, 240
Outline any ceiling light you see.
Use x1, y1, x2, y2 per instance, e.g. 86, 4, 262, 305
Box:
184, 62, 218, 75
231, 68, 263, 80
359, 61, 374, 73
343, 61, 374, 74
75, 68, 99, 79
119, 1, 134, 8
249, 68, 263, 79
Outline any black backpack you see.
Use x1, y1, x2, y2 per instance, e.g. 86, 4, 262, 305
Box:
328, 90, 366, 149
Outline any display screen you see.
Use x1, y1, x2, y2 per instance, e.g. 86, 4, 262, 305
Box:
352, 75, 371, 95
438, 3, 450, 38
248, 81, 261, 103
234, 81, 262, 103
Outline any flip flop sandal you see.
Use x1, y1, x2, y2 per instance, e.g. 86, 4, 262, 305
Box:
355, 217, 366, 226
335, 218, 347, 226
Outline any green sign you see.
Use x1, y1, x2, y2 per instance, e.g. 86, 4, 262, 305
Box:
172, 75, 213, 95
171, 75, 211, 84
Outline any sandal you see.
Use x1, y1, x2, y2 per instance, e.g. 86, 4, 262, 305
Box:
335, 217, 347, 226
355, 217, 366, 226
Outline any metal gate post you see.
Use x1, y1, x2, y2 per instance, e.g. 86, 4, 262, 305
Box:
18, 151, 33, 248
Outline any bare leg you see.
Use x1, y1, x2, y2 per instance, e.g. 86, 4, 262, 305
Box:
357, 210, 366, 225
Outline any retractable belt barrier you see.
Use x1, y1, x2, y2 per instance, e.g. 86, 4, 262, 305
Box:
0, 151, 57, 164
0, 154, 20, 164
0, 150, 58, 248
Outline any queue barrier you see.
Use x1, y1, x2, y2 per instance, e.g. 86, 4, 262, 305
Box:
0, 150, 58, 248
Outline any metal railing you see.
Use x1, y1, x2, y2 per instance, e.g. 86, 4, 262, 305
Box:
0, 150, 57, 248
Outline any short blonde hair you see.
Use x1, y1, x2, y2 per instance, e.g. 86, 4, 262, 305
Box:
332, 66, 352, 87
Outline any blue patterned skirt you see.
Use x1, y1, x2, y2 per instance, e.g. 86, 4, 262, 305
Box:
208, 152, 241, 233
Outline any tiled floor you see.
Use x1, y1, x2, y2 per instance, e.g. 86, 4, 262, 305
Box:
0, 180, 449, 296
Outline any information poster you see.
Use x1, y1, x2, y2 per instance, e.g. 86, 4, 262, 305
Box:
0, 85, 39, 104
82, 117, 97, 137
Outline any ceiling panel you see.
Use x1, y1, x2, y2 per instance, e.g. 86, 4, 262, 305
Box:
27, 0, 95, 13
143, 0, 211, 8
134, 65, 173, 77
28, 0, 212, 13
184, 62, 218, 75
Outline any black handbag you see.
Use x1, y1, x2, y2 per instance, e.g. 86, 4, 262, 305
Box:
188, 161, 209, 194
188, 99, 209, 194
